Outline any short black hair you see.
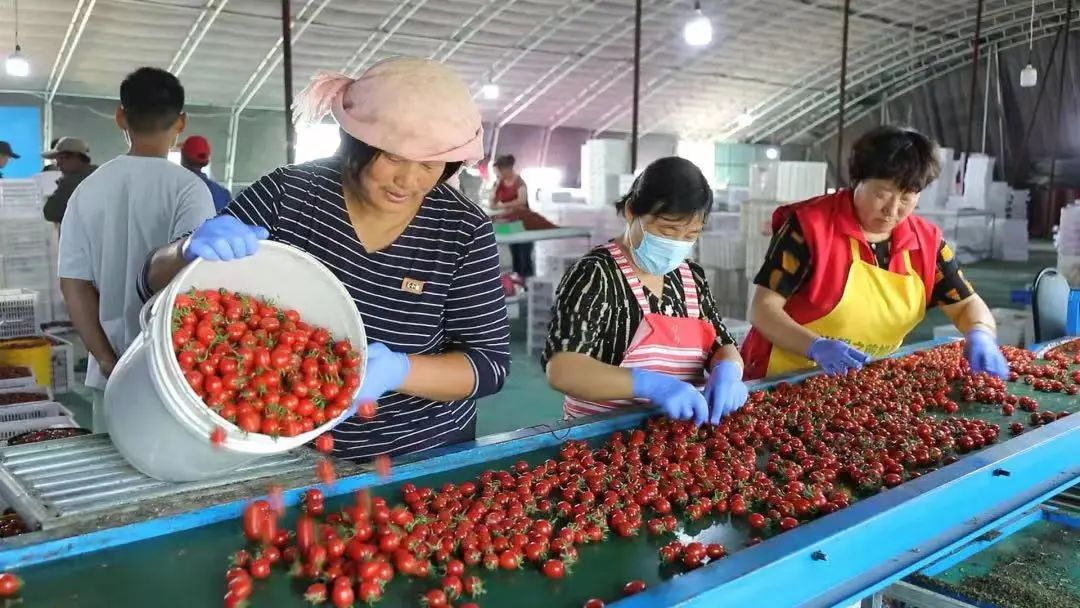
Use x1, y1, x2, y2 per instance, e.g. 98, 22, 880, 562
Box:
337, 129, 461, 190
120, 67, 185, 133
615, 156, 713, 219
848, 126, 940, 193
493, 154, 515, 169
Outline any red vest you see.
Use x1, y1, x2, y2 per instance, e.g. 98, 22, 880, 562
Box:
740, 190, 942, 379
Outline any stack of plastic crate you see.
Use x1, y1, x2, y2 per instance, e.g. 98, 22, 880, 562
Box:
0, 179, 52, 324
0, 289, 39, 341
0, 387, 77, 445
525, 277, 559, 358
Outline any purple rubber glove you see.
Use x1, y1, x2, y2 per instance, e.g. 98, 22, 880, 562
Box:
631, 368, 709, 425
807, 338, 871, 375
964, 329, 1009, 379
704, 361, 749, 425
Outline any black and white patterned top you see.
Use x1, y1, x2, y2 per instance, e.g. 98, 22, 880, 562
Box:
541, 246, 736, 370
186, 157, 510, 461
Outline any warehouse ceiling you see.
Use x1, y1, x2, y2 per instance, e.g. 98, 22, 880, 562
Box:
0, 0, 1075, 143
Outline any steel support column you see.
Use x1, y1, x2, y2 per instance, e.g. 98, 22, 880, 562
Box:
282, 0, 295, 165
1048, 0, 1074, 192
836, 0, 851, 185
962, 0, 986, 178
630, 0, 642, 172
981, 42, 994, 153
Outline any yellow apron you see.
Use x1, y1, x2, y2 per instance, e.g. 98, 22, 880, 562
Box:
767, 238, 926, 376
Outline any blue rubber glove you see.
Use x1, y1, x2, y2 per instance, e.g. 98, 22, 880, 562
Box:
183, 215, 269, 262
355, 342, 411, 404
631, 368, 709, 426
704, 361, 749, 425
965, 329, 1009, 379
807, 338, 871, 375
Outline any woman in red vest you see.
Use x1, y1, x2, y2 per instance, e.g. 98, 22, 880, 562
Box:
742, 126, 1008, 380
543, 157, 748, 425
490, 154, 534, 278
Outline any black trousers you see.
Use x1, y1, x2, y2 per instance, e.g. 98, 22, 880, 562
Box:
510, 243, 534, 278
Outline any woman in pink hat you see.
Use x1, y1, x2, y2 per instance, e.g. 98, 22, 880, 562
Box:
140, 57, 510, 462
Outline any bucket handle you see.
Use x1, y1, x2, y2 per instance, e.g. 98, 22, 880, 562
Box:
139, 291, 164, 333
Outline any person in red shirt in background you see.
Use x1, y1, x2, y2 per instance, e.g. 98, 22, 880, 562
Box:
490, 154, 533, 280
180, 135, 231, 212
741, 126, 1008, 381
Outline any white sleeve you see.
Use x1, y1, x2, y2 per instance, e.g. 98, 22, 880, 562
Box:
170, 177, 216, 241
57, 194, 92, 281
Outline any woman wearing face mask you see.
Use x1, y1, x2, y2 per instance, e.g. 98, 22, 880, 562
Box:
741, 126, 1007, 380
139, 58, 510, 462
542, 157, 748, 425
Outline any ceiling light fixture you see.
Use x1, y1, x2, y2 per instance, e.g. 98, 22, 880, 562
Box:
481, 82, 500, 100
765, 147, 779, 160
683, 1, 713, 47
1020, 0, 1037, 88
5, 0, 29, 78
736, 109, 754, 128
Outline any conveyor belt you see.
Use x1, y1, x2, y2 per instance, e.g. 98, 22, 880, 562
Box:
0, 434, 324, 531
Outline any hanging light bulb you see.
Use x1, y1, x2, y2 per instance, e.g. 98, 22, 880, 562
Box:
481, 82, 500, 100
736, 109, 754, 128
1020, 64, 1037, 88
1020, 0, 1037, 88
683, 1, 713, 47
5, 45, 28, 78
6, 1, 29, 78
765, 147, 780, 160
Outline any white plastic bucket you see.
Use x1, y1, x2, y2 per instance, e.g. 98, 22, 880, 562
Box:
105, 241, 366, 482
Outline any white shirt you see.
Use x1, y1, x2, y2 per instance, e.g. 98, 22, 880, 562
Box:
58, 155, 215, 389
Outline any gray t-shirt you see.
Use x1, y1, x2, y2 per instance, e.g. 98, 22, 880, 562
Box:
58, 155, 215, 389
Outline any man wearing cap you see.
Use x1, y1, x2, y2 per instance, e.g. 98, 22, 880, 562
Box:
42, 137, 97, 226
180, 135, 231, 212
0, 141, 19, 178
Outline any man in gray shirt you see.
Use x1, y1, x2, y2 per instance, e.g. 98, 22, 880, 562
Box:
58, 67, 214, 431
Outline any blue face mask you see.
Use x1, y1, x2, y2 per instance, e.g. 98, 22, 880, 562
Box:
628, 221, 696, 276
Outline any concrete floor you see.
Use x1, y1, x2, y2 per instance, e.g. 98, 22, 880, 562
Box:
56, 246, 1058, 438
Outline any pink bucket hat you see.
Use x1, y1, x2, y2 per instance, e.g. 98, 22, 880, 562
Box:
294, 57, 484, 164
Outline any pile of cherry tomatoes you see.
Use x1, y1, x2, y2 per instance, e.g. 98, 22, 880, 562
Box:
221, 342, 1072, 607
170, 288, 364, 438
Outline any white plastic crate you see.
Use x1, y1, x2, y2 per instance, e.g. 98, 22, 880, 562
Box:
0, 179, 43, 216
535, 251, 582, 280
724, 319, 752, 345
45, 334, 75, 395
0, 385, 52, 407
0, 401, 74, 423
0, 254, 51, 290
0, 219, 49, 258
0, 365, 35, 390
0, 289, 39, 339
706, 212, 741, 232
0, 415, 78, 445
697, 232, 746, 269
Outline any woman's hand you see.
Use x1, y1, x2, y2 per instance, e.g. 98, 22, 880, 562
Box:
355, 342, 411, 404
964, 329, 1009, 379
807, 338, 870, 375
183, 215, 269, 261
704, 361, 749, 424
631, 368, 708, 425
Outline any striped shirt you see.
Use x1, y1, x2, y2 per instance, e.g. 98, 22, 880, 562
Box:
541, 246, 735, 370
196, 158, 510, 461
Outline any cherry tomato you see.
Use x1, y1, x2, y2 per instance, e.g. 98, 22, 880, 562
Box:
541, 559, 565, 579
624, 580, 647, 595
0, 573, 21, 598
